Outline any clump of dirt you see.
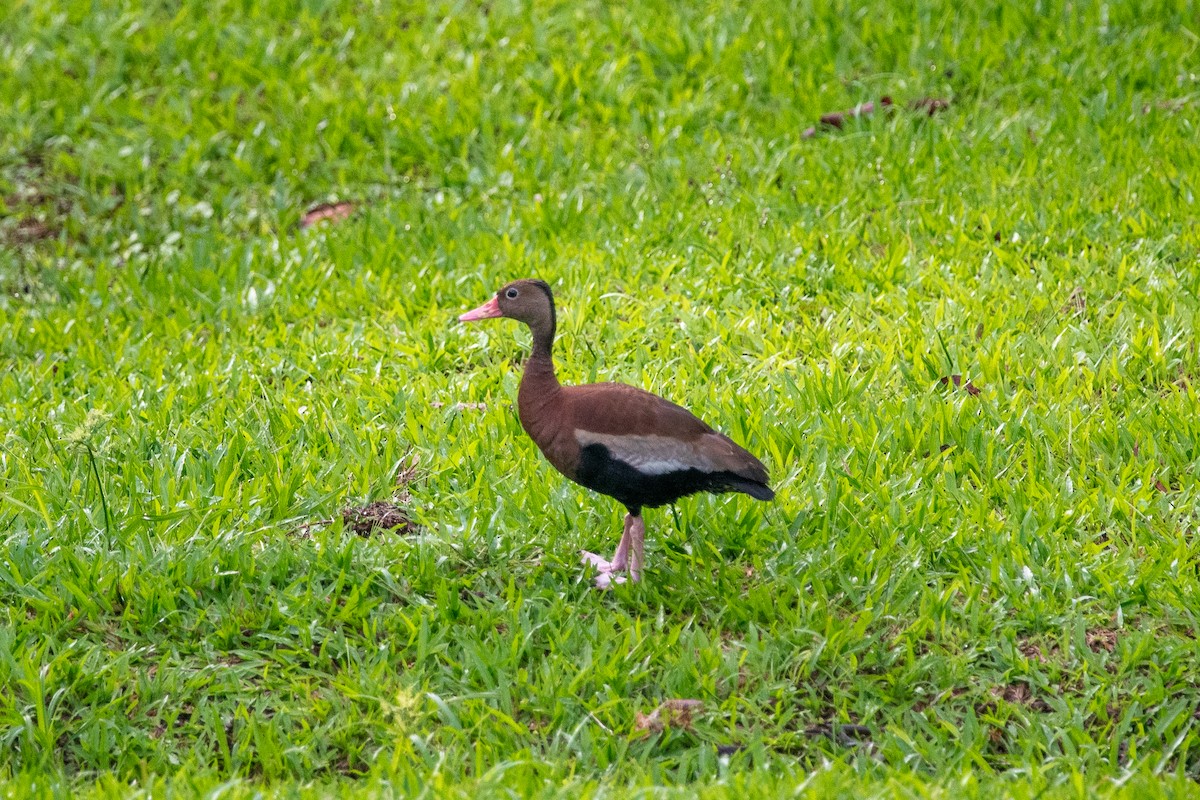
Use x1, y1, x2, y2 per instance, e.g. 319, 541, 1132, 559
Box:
293, 455, 421, 539
3, 166, 59, 249
9, 216, 57, 244
341, 456, 421, 536
342, 501, 412, 536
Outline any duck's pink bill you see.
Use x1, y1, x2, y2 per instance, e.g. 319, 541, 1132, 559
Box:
459, 296, 502, 322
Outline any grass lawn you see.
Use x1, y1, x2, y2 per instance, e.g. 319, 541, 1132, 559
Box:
3, 0, 1200, 796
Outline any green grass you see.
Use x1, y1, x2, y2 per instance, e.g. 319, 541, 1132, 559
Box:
3, 0, 1200, 796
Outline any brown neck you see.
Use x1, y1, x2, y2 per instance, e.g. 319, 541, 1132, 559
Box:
521, 317, 559, 394
528, 314, 555, 362
518, 318, 560, 425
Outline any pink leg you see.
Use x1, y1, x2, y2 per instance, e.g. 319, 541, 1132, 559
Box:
581, 513, 642, 589
627, 515, 645, 583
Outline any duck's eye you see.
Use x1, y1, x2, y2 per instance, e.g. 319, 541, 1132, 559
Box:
505, 288, 519, 299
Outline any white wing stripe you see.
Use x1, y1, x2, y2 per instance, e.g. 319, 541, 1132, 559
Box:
574, 430, 721, 476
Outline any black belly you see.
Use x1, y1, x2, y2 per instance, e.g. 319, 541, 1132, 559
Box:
574, 443, 746, 514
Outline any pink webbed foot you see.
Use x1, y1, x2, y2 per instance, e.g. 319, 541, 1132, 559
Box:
580, 513, 645, 589
580, 551, 629, 589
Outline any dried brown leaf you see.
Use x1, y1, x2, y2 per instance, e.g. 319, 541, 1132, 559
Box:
909, 97, 951, 116
634, 699, 704, 734
1062, 287, 1087, 314
395, 453, 421, 487
1143, 98, 1191, 114
992, 683, 1051, 712
633, 711, 659, 733
430, 401, 488, 411
803, 723, 873, 746
938, 374, 982, 396
803, 96, 948, 138
1086, 628, 1119, 653
802, 96, 894, 138
995, 683, 1031, 704
300, 201, 356, 228
1018, 639, 1059, 664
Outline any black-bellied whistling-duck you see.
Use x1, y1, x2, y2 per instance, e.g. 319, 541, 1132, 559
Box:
459, 279, 774, 588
